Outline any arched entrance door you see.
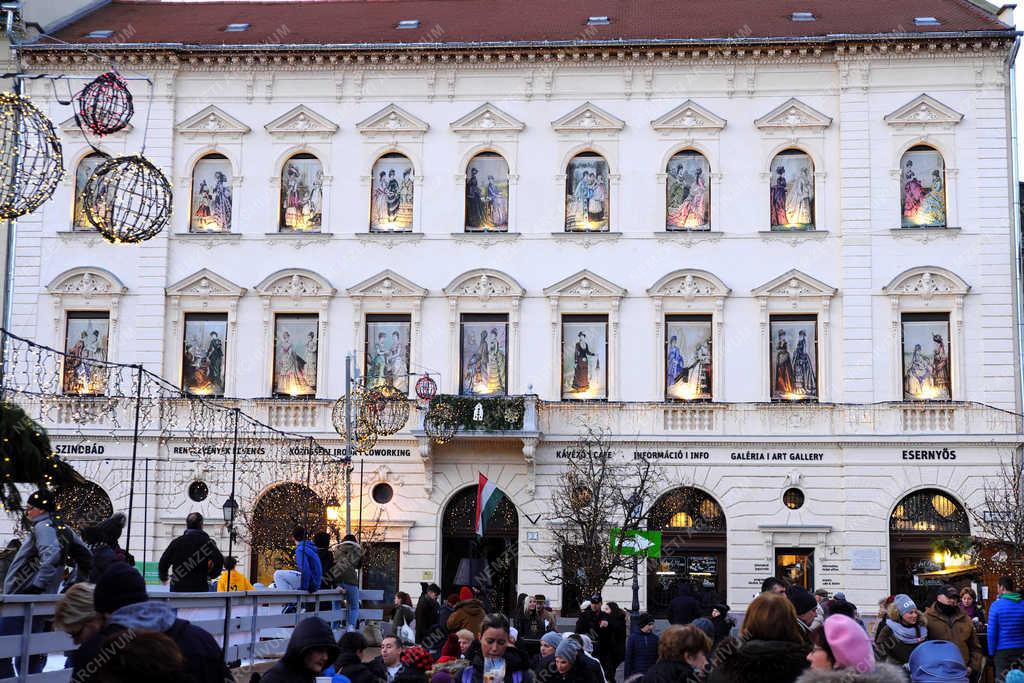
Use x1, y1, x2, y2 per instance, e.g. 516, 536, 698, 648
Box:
890, 488, 970, 604
54, 481, 113, 532
646, 487, 727, 618
441, 485, 518, 615
249, 482, 326, 585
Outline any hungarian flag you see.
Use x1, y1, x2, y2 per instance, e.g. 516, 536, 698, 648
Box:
475, 472, 503, 537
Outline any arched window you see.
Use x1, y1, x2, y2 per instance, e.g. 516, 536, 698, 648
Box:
465, 152, 509, 232
250, 482, 326, 584
370, 153, 414, 232
73, 153, 106, 231
769, 149, 815, 230
565, 152, 610, 232
900, 145, 947, 228
890, 488, 968, 535
666, 151, 710, 230
280, 153, 323, 232
889, 488, 970, 602
190, 153, 233, 233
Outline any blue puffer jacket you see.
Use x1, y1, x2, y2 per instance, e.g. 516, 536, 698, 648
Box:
624, 630, 659, 677
295, 540, 323, 592
988, 592, 1024, 654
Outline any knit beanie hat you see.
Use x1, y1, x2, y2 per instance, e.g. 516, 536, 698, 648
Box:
26, 490, 55, 513
908, 640, 968, 682
1005, 671, 1024, 683
555, 638, 581, 662
637, 613, 655, 628
94, 562, 148, 614
788, 586, 817, 615
824, 615, 875, 673
540, 631, 563, 648
691, 618, 715, 640
459, 586, 473, 601
893, 594, 918, 618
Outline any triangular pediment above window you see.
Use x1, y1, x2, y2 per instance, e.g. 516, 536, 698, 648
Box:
166, 268, 246, 298
443, 269, 524, 299
752, 269, 836, 298
255, 268, 336, 297
551, 102, 625, 133
651, 100, 727, 133
356, 104, 430, 135
647, 269, 730, 299
264, 105, 338, 137
543, 270, 626, 299
348, 270, 427, 299
755, 98, 832, 131
176, 106, 251, 137
882, 266, 970, 298
60, 116, 133, 138
884, 94, 964, 127
450, 103, 525, 134
47, 267, 126, 296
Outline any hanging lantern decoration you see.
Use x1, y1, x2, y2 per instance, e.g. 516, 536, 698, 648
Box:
366, 384, 411, 437
82, 155, 173, 244
424, 402, 458, 445
73, 71, 134, 136
415, 374, 437, 401
0, 92, 64, 219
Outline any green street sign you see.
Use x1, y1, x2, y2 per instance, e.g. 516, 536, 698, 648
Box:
611, 529, 662, 558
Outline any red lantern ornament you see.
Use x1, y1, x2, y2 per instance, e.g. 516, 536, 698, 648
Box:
415, 374, 437, 401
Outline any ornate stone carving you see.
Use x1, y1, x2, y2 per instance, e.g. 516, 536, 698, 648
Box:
755, 98, 833, 130
47, 268, 126, 297
544, 270, 626, 299
884, 94, 964, 128
175, 105, 251, 137
551, 102, 625, 133
357, 104, 429, 135
256, 269, 335, 298
450, 103, 525, 134
264, 105, 338, 137
651, 100, 727, 132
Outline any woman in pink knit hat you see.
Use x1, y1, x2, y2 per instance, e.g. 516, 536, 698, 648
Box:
797, 614, 906, 683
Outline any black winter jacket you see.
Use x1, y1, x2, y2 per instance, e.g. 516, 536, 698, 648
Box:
335, 651, 377, 683
624, 630, 659, 677
707, 637, 810, 683
263, 617, 341, 683
158, 528, 224, 592
461, 646, 535, 683
415, 594, 440, 644
643, 659, 701, 683
668, 585, 701, 626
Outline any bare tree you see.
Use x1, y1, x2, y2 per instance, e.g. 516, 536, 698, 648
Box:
969, 450, 1024, 580
538, 426, 663, 600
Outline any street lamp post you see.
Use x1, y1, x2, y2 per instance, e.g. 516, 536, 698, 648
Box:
220, 407, 241, 665
628, 491, 642, 619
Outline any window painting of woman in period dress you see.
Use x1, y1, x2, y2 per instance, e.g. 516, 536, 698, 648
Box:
365, 316, 411, 393
63, 313, 109, 395
370, 153, 415, 232
182, 314, 227, 396
459, 315, 508, 396
565, 153, 610, 232
73, 153, 105, 230
665, 316, 712, 400
769, 150, 815, 230
770, 317, 817, 401
562, 316, 608, 400
273, 315, 318, 396
190, 155, 233, 233
901, 146, 947, 228
465, 153, 509, 231
279, 154, 322, 232
902, 314, 951, 400
666, 151, 711, 230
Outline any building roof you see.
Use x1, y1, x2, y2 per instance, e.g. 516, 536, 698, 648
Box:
39, 0, 1014, 50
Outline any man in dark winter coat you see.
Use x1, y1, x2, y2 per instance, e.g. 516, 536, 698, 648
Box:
73, 562, 230, 683
333, 631, 377, 683
415, 583, 442, 645
81, 512, 134, 583
262, 617, 340, 683
158, 512, 224, 592
313, 532, 335, 589
667, 581, 701, 625
573, 594, 604, 657
624, 613, 658, 678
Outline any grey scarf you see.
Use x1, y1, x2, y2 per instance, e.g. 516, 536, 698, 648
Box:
885, 618, 926, 644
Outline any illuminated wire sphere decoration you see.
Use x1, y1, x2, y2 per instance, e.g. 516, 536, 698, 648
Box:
331, 385, 379, 454
74, 71, 134, 136
82, 155, 173, 244
366, 384, 411, 437
424, 402, 458, 445
0, 92, 64, 219
415, 374, 437, 401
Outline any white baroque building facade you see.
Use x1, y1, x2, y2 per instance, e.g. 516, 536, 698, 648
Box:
4, 0, 1023, 615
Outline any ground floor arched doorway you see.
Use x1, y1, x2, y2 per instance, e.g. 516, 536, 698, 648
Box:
646, 487, 727, 618
54, 481, 113, 532
249, 482, 326, 585
441, 485, 518, 615
890, 487, 971, 605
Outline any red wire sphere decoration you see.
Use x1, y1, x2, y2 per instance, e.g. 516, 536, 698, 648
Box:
74, 72, 134, 136
415, 374, 437, 401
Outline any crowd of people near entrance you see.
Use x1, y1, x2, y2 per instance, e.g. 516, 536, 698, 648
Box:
5, 492, 1024, 683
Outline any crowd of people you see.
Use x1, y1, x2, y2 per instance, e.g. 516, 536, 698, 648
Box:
5, 491, 1024, 683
